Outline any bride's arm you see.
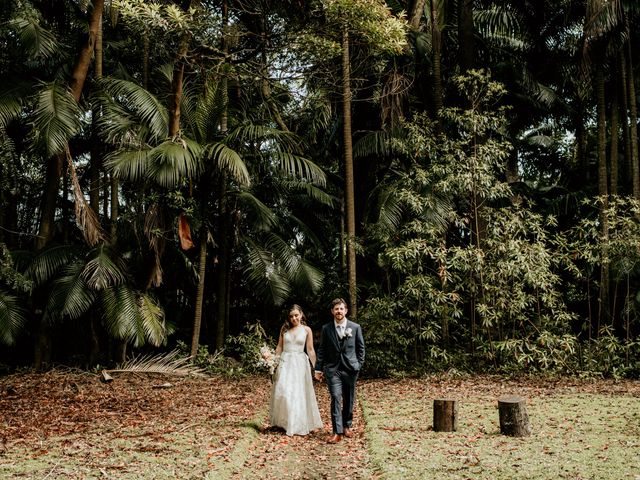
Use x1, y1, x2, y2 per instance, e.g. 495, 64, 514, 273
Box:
275, 329, 284, 356
305, 326, 317, 367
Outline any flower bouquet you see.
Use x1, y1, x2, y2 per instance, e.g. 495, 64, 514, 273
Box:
257, 345, 280, 376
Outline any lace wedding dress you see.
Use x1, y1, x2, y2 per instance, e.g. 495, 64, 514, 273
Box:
269, 326, 323, 436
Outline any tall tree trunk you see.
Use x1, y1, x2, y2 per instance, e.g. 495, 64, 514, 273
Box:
88, 13, 105, 366
610, 68, 620, 196
215, 0, 231, 350
409, 0, 426, 29
342, 26, 357, 317
110, 175, 119, 242
215, 176, 231, 351
626, 37, 639, 199
596, 64, 609, 333
169, 38, 188, 137
458, 0, 475, 72
619, 53, 632, 194
430, 0, 443, 128
143, 34, 150, 90
191, 226, 208, 357
576, 111, 588, 183
35, 0, 104, 251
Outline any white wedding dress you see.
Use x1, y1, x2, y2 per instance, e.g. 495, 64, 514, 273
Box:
269, 326, 323, 436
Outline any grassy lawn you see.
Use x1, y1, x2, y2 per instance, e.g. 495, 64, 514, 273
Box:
1, 371, 638, 479
361, 377, 640, 479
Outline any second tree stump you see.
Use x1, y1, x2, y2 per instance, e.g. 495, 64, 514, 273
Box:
498, 395, 531, 437
433, 398, 458, 432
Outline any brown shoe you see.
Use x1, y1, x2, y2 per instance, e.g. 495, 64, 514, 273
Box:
327, 434, 342, 444
343, 428, 353, 438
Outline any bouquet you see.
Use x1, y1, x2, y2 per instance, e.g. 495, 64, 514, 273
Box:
257, 345, 280, 375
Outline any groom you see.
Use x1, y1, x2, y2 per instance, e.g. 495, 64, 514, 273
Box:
314, 298, 365, 444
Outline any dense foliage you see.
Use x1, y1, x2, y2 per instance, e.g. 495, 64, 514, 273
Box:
0, 0, 639, 378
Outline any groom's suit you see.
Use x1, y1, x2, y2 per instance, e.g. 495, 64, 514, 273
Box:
315, 319, 365, 435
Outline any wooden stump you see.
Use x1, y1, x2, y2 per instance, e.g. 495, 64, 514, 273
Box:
433, 398, 458, 432
498, 395, 531, 437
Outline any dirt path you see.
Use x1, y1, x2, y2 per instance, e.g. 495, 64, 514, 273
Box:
234, 381, 374, 479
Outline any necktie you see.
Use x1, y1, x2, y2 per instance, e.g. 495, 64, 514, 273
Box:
338, 325, 344, 338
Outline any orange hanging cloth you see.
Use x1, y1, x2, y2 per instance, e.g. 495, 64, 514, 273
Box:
178, 213, 194, 250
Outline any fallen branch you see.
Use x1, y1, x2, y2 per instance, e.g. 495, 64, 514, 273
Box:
100, 350, 206, 383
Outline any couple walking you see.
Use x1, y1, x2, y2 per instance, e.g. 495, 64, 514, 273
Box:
268, 298, 365, 443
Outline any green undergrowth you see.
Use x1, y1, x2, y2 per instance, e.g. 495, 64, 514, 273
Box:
361, 384, 640, 479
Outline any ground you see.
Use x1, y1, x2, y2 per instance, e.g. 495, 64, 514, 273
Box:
1, 370, 639, 479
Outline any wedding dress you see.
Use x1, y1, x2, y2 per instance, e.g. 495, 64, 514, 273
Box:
269, 326, 323, 436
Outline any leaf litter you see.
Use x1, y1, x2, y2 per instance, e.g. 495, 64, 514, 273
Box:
1, 371, 639, 479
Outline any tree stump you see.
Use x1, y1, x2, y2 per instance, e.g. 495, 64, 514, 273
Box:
433, 398, 458, 432
498, 395, 531, 437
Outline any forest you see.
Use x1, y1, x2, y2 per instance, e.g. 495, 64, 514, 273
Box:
1, 0, 639, 378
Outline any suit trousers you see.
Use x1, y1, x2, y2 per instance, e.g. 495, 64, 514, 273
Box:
326, 368, 358, 435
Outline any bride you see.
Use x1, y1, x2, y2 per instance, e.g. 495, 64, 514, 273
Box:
269, 305, 323, 436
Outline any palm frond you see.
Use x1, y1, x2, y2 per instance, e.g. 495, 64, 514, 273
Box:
104, 349, 205, 376
150, 137, 202, 187
46, 260, 97, 322
101, 286, 166, 346
262, 232, 324, 293
243, 237, 291, 306
24, 245, 78, 286
369, 183, 405, 232
93, 91, 141, 144
0, 289, 26, 346
204, 143, 250, 186
31, 81, 81, 156
9, 16, 60, 60
66, 149, 108, 246
354, 130, 395, 158
193, 78, 226, 141
137, 293, 166, 347
81, 245, 128, 290
0, 88, 24, 130
97, 77, 168, 142
282, 179, 338, 207
104, 147, 153, 181
102, 284, 141, 341
236, 191, 278, 230
475, 6, 526, 50
271, 152, 327, 187
227, 123, 302, 153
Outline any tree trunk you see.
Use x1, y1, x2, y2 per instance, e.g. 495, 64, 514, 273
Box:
498, 396, 531, 437
596, 64, 609, 332
35, 0, 103, 250
191, 227, 208, 357
143, 34, 150, 90
409, 0, 426, 29
169, 38, 188, 137
110, 175, 119, 243
430, 0, 443, 128
458, 0, 475, 72
215, 175, 231, 351
610, 66, 619, 196
214, 0, 231, 351
433, 398, 458, 432
342, 26, 357, 318
619, 53, 632, 194
626, 37, 639, 199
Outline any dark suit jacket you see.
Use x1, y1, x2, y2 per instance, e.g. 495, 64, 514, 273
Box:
315, 319, 365, 377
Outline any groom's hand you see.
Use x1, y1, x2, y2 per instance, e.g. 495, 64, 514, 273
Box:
314, 371, 323, 381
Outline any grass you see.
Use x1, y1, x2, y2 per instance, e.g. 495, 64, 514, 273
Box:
361, 379, 640, 479
1, 372, 638, 479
